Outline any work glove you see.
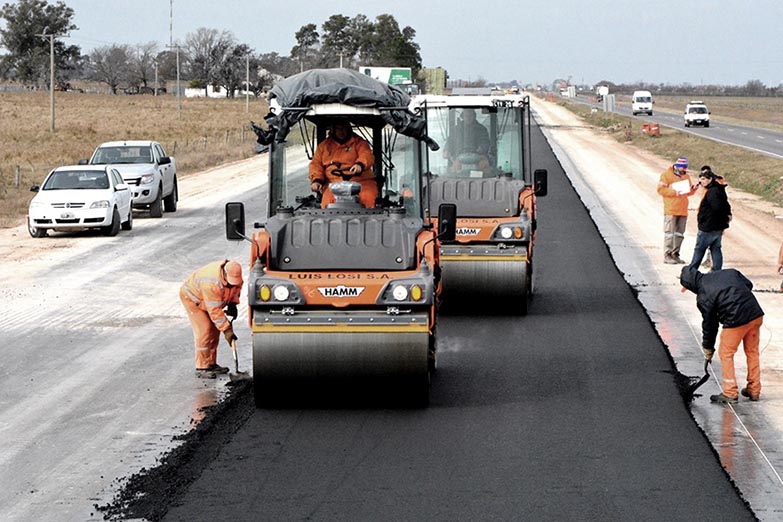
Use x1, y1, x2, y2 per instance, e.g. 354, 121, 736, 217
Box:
702, 348, 715, 362
225, 302, 238, 320
223, 327, 237, 344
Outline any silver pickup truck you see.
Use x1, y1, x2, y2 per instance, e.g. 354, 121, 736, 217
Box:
86, 140, 178, 217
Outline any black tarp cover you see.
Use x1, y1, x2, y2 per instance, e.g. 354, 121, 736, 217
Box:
254, 68, 438, 150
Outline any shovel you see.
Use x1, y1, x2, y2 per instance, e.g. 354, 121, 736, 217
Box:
228, 338, 252, 384
684, 359, 711, 401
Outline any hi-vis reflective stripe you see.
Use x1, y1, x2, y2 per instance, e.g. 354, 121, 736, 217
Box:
252, 323, 429, 334
441, 254, 528, 262
196, 346, 210, 352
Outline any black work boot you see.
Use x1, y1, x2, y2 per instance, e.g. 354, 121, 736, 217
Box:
740, 388, 759, 401
710, 393, 738, 404
195, 369, 217, 379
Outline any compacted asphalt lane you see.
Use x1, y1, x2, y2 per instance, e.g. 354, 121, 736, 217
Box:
102, 119, 760, 522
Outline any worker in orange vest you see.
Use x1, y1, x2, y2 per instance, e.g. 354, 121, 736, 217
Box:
179, 260, 243, 378
309, 118, 377, 208
657, 156, 697, 264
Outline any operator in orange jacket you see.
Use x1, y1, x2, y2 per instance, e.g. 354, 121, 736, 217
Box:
179, 260, 243, 378
309, 119, 377, 208
657, 156, 697, 264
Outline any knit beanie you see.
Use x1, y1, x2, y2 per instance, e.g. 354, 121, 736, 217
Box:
674, 157, 688, 169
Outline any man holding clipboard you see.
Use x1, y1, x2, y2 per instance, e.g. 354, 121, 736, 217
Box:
657, 156, 697, 264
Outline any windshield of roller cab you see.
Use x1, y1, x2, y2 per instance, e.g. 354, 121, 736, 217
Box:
424, 105, 524, 181
268, 124, 423, 219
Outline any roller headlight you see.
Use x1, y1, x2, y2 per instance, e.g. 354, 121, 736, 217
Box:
410, 285, 423, 301
259, 285, 272, 302
273, 284, 290, 301
500, 226, 513, 239
392, 285, 409, 301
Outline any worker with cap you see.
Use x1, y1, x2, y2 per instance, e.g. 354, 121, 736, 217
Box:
309, 118, 377, 208
179, 260, 243, 378
657, 156, 697, 264
680, 265, 764, 404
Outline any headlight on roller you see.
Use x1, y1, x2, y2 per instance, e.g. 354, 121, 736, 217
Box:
378, 280, 430, 305
500, 226, 513, 239
392, 285, 408, 301
272, 284, 290, 301
259, 285, 272, 302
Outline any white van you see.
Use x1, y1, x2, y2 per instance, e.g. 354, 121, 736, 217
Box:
631, 90, 653, 116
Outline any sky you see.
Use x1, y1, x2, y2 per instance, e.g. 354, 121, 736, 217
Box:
37, 0, 783, 87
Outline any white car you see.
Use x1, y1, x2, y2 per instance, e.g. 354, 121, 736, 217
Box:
27, 165, 133, 238
684, 101, 710, 127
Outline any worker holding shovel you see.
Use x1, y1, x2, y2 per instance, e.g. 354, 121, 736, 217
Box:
680, 266, 765, 404
179, 260, 243, 379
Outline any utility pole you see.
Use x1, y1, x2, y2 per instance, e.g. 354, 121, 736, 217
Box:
169, 0, 181, 118
36, 32, 56, 132
154, 61, 159, 96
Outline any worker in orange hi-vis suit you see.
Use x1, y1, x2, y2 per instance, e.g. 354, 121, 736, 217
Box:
309, 118, 377, 208
179, 260, 243, 379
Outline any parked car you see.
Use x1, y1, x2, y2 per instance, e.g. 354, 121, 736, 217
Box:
684, 100, 710, 127
27, 165, 133, 238
84, 140, 177, 218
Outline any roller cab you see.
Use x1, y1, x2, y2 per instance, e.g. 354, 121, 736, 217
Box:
227, 69, 450, 406
411, 91, 547, 314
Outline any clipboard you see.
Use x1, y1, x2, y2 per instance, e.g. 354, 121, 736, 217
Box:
671, 179, 691, 195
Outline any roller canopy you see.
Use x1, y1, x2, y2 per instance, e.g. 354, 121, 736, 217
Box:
257, 68, 438, 150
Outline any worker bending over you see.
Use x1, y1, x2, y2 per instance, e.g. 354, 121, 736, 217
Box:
680, 266, 765, 403
180, 260, 242, 379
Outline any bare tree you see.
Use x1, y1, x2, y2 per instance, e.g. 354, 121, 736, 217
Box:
90, 44, 131, 94
129, 42, 158, 92
185, 27, 235, 95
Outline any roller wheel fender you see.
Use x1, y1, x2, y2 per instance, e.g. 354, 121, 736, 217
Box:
149, 185, 163, 218
28, 217, 47, 238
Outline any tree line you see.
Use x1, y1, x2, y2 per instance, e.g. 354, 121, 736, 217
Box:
0, 0, 422, 96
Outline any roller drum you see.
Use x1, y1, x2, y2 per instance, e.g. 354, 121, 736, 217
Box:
441, 259, 528, 300
253, 331, 430, 406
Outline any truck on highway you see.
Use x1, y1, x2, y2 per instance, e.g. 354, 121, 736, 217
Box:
410, 90, 548, 314
227, 69, 455, 406
85, 140, 178, 218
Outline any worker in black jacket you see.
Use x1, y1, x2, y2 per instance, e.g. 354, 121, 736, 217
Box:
688, 167, 731, 270
680, 266, 764, 403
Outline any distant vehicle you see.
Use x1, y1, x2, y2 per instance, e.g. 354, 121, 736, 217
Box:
631, 90, 653, 116
27, 165, 133, 238
85, 140, 177, 218
684, 101, 710, 127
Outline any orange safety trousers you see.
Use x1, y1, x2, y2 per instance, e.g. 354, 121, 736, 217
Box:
179, 286, 221, 369
718, 315, 763, 398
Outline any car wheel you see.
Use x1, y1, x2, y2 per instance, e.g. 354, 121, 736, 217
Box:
149, 186, 163, 218
705, 122, 710, 128
163, 177, 178, 213
28, 217, 47, 238
102, 208, 121, 236
121, 207, 133, 230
